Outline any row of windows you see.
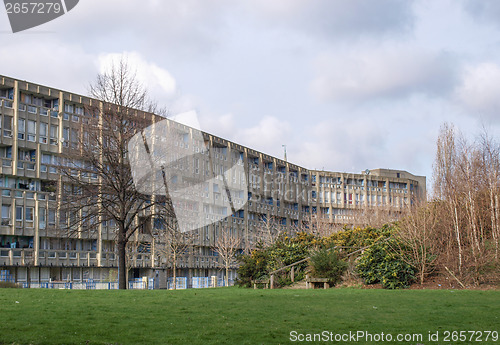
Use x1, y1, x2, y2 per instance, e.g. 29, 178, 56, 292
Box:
20, 93, 58, 109
1, 204, 118, 229
0, 116, 59, 144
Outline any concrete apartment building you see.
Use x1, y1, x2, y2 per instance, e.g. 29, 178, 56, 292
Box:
0, 75, 426, 286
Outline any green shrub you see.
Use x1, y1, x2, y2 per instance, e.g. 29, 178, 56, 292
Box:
236, 249, 268, 287
237, 232, 318, 288
309, 249, 347, 286
357, 238, 415, 289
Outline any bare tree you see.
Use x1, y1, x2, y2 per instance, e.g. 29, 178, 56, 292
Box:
480, 130, 500, 261
125, 239, 150, 285
251, 215, 288, 248
212, 223, 241, 287
60, 57, 167, 289
433, 123, 464, 274
395, 200, 440, 284
432, 122, 500, 283
154, 220, 197, 289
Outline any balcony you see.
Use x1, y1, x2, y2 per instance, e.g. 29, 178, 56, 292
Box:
38, 250, 101, 267
129, 253, 152, 268
0, 248, 34, 266
3, 100, 13, 109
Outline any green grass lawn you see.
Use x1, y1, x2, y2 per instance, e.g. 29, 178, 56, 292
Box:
0, 287, 498, 345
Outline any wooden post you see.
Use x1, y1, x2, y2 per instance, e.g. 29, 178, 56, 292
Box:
291, 266, 295, 283
305, 274, 309, 289
270, 274, 274, 289
444, 266, 466, 289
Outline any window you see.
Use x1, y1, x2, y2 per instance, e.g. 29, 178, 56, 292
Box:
62, 127, 69, 147
15, 206, 23, 221
41, 153, 52, 164
50, 125, 58, 145
1, 205, 10, 219
48, 209, 56, 225
39, 122, 48, 144
25, 207, 34, 222
27, 120, 36, 141
33, 97, 42, 106
51, 99, 59, 111
59, 211, 67, 227
21, 93, 32, 104
2, 146, 12, 159
64, 103, 74, 113
39, 207, 46, 229
19, 149, 35, 162
3, 116, 12, 137
17, 118, 25, 140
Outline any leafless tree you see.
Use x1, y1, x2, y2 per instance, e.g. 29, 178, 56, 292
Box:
302, 214, 336, 237
60, 57, 168, 289
480, 130, 500, 261
212, 223, 241, 287
125, 239, 150, 284
249, 214, 297, 249
432, 123, 500, 283
154, 220, 198, 289
433, 123, 464, 274
395, 200, 441, 284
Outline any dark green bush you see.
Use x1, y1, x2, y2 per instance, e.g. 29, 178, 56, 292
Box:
236, 249, 268, 287
309, 249, 347, 286
357, 238, 415, 289
236, 232, 317, 288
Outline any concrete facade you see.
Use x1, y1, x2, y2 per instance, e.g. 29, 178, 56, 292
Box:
0, 75, 425, 286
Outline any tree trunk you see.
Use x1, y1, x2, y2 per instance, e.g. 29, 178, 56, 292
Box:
225, 265, 229, 287
492, 193, 499, 260
118, 234, 127, 289
495, 195, 500, 260
173, 253, 177, 290
453, 204, 462, 275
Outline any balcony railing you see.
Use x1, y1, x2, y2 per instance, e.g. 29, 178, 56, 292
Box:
0, 248, 34, 266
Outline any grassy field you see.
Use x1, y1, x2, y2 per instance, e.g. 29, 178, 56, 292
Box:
0, 287, 499, 345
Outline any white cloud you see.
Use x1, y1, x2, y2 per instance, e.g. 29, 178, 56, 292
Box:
199, 113, 236, 139
311, 46, 457, 102
170, 110, 202, 130
292, 118, 388, 172
97, 51, 177, 104
455, 63, 500, 122
0, 39, 95, 94
240, 117, 292, 155
199, 114, 292, 159
50, 0, 230, 58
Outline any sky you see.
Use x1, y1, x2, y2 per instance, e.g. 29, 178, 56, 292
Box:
1, 0, 500, 191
